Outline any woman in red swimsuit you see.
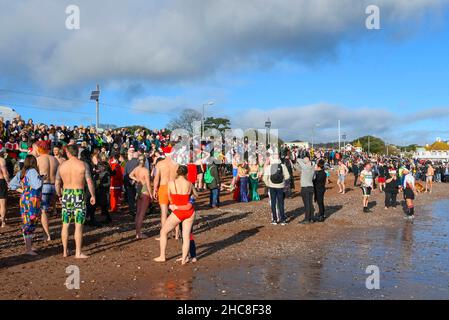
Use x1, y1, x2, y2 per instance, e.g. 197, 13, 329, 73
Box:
154, 165, 197, 265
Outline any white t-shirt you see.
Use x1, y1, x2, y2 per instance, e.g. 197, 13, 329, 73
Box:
403, 173, 415, 189
361, 169, 373, 188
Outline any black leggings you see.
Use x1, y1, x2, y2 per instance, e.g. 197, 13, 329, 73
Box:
86, 188, 110, 221
301, 187, 314, 221
315, 190, 325, 218
384, 191, 397, 208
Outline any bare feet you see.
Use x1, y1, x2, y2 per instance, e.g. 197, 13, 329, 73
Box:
191, 258, 197, 263
26, 250, 38, 256
75, 253, 89, 259
136, 234, 149, 240
39, 235, 51, 242
177, 256, 190, 265
1, 220, 5, 228
154, 256, 166, 262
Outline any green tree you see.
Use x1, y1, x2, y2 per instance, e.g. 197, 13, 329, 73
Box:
396, 144, 419, 152
167, 108, 202, 135
204, 117, 231, 132
352, 135, 385, 154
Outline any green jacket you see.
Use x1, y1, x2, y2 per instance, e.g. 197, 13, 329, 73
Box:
206, 164, 220, 189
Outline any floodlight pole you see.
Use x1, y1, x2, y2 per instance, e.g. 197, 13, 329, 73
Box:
96, 84, 100, 130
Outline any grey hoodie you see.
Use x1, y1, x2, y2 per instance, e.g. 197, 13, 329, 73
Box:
295, 159, 315, 188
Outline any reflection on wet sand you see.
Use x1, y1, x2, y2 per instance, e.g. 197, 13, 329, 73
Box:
118, 200, 449, 299
151, 278, 194, 300
193, 200, 449, 299
400, 222, 414, 268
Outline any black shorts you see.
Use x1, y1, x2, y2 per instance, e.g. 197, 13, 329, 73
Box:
361, 186, 372, 196
0, 179, 7, 199
404, 188, 415, 200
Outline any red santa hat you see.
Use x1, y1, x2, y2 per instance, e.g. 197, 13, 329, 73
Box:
162, 146, 173, 155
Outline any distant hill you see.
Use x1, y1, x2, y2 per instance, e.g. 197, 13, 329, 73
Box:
118, 125, 150, 132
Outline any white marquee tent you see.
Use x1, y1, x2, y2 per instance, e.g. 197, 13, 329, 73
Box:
0, 106, 20, 122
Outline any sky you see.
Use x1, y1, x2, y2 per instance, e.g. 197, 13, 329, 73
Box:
1, 0, 449, 145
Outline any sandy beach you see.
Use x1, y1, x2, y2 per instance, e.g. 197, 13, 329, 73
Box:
1, 174, 449, 300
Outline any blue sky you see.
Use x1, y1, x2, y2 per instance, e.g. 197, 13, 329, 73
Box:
1, 0, 449, 145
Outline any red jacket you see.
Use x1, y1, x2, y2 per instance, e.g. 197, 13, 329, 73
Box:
109, 159, 124, 188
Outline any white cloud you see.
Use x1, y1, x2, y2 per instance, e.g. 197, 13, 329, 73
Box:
131, 96, 190, 114
230, 103, 449, 145
0, 0, 446, 88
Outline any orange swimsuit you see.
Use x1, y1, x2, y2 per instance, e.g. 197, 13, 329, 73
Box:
171, 194, 195, 221
158, 185, 169, 205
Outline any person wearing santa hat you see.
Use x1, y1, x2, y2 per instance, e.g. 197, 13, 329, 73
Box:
153, 145, 179, 239
109, 153, 124, 213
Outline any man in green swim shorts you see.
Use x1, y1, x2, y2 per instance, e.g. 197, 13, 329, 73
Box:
56, 144, 96, 259
61, 189, 86, 224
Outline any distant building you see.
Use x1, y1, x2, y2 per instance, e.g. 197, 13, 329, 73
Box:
413, 138, 449, 160
344, 141, 363, 153
284, 141, 309, 149
0, 106, 20, 122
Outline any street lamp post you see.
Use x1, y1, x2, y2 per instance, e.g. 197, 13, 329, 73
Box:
201, 101, 215, 140
338, 120, 341, 151
265, 118, 272, 147
90, 84, 100, 130
342, 133, 347, 152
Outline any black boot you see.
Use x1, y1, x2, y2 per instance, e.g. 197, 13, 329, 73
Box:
408, 207, 415, 219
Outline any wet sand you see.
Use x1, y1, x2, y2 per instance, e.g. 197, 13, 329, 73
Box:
1, 175, 449, 300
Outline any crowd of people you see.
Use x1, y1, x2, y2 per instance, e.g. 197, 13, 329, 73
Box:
0, 116, 447, 263
274, 144, 447, 223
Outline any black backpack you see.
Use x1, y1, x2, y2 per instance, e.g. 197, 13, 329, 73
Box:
270, 164, 284, 184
